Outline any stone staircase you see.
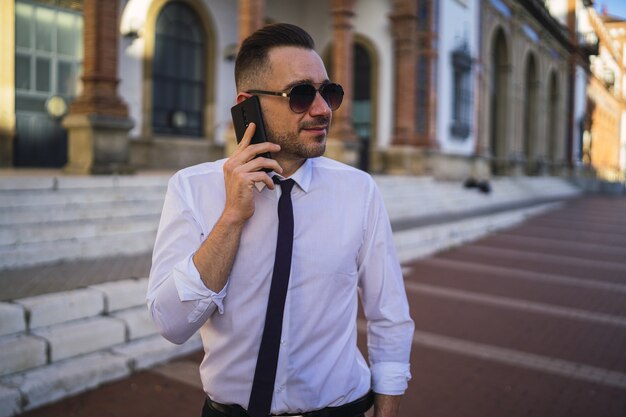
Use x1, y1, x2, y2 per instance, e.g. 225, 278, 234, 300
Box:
0, 278, 201, 416
376, 175, 583, 262
0, 172, 583, 416
0, 173, 583, 270
0, 175, 169, 270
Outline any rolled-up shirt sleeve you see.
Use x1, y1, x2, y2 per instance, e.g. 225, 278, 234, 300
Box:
147, 173, 226, 344
357, 180, 414, 395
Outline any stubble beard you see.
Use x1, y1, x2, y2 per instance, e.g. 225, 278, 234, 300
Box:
268, 117, 329, 160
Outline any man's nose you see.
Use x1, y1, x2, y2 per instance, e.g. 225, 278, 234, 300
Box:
308, 91, 332, 116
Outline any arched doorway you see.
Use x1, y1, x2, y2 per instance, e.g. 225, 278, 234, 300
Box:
352, 41, 374, 172
324, 38, 376, 172
546, 71, 559, 167
489, 29, 509, 175
523, 54, 539, 174
152, 1, 206, 137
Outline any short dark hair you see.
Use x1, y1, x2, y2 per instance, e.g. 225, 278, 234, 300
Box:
235, 23, 315, 90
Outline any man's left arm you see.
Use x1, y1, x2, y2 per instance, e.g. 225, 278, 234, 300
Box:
357, 180, 415, 417
373, 394, 402, 417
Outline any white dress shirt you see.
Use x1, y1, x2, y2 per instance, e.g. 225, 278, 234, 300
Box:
147, 156, 414, 414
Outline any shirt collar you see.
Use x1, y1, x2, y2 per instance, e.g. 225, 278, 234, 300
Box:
272, 158, 312, 193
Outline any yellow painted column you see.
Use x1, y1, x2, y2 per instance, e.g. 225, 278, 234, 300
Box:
0, 0, 16, 167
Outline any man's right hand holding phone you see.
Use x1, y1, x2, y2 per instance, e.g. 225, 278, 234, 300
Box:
222, 122, 282, 226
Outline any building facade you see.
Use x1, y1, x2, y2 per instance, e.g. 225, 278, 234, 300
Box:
583, 7, 626, 181
478, 0, 594, 177
0, 0, 603, 180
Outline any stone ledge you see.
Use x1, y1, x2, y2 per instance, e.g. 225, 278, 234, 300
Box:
112, 333, 202, 371
0, 230, 157, 270
15, 288, 104, 330
1, 351, 130, 412
0, 303, 25, 337
0, 384, 21, 417
394, 203, 560, 263
0, 334, 47, 376
112, 306, 158, 340
32, 317, 126, 362
90, 278, 148, 312
0, 331, 202, 416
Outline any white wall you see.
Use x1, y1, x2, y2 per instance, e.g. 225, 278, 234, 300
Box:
545, 0, 568, 25
204, 0, 238, 145
353, 0, 394, 149
573, 65, 588, 164
118, 0, 143, 138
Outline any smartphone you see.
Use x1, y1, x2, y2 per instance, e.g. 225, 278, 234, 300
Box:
230, 95, 272, 171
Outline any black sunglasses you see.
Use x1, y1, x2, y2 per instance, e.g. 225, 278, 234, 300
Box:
247, 82, 344, 113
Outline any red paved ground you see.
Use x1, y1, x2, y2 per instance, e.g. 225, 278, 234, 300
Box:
17, 197, 626, 417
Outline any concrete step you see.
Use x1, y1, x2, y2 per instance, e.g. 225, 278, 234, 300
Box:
379, 176, 580, 221
0, 187, 166, 209
0, 230, 157, 270
0, 173, 582, 271
0, 173, 171, 191
0, 275, 201, 416
0, 215, 160, 246
0, 176, 167, 270
0, 199, 164, 226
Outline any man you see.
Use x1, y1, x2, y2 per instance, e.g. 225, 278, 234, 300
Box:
148, 23, 414, 417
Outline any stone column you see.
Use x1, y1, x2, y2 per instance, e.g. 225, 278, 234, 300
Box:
389, 0, 417, 146
328, 0, 357, 145
382, 0, 423, 174
224, 0, 266, 157
565, 0, 578, 170
63, 0, 133, 174
239, 0, 265, 42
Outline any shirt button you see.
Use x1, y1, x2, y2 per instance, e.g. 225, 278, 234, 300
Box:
276, 385, 284, 393
280, 340, 286, 346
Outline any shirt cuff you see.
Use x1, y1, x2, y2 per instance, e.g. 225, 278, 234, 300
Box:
173, 253, 228, 321
370, 362, 412, 395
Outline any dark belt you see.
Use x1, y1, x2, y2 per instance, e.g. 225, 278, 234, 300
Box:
205, 391, 374, 417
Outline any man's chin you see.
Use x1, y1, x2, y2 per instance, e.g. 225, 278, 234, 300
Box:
303, 143, 326, 159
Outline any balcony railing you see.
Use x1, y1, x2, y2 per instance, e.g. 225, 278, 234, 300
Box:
579, 31, 600, 56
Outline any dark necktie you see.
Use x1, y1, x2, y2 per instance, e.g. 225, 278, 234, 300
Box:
248, 177, 296, 417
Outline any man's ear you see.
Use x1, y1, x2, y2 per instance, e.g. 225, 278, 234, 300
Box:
236, 92, 253, 104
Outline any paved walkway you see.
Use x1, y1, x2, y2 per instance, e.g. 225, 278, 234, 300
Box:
15, 196, 626, 417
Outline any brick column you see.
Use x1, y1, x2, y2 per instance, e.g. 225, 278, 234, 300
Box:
63, 0, 133, 174
380, 0, 424, 175
328, 0, 357, 142
239, 0, 265, 42
223, 0, 266, 157
389, 0, 417, 145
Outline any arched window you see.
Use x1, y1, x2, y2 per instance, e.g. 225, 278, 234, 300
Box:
523, 54, 538, 173
546, 72, 559, 163
490, 29, 509, 174
450, 42, 473, 140
152, 2, 205, 137
353, 42, 373, 171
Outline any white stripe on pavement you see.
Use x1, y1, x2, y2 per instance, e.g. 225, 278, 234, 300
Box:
411, 329, 626, 389
460, 245, 626, 272
404, 281, 626, 328
357, 321, 626, 390
417, 257, 626, 294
